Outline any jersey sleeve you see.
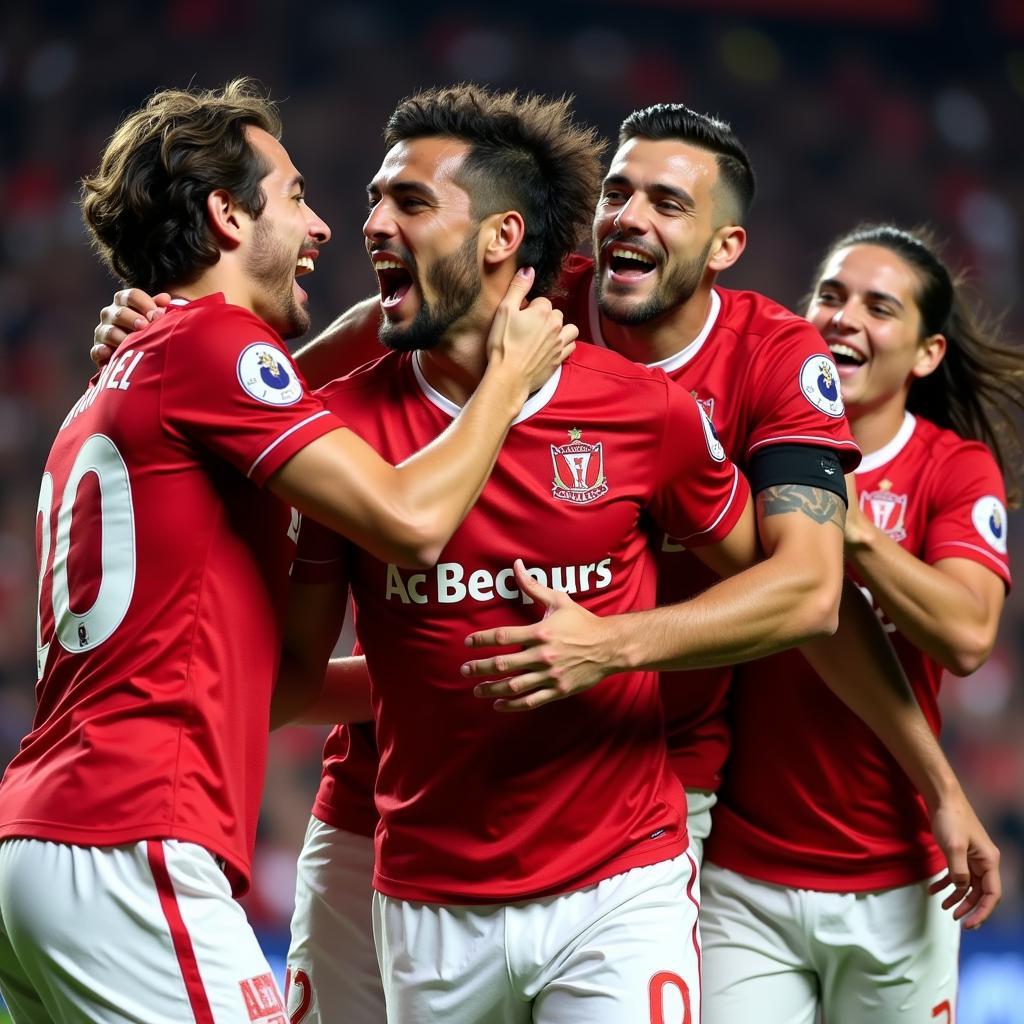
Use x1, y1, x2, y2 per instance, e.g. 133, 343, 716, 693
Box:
648, 378, 750, 547
291, 512, 352, 585
161, 304, 345, 487
744, 319, 861, 471
923, 441, 1012, 587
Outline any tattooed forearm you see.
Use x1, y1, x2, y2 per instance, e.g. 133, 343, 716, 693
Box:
757, 484, 847, 530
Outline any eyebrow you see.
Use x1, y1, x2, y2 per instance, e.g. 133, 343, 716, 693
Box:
287, 174, 305, 193
602, 173, 695, 208
366, 180, 441, 203
818, 278, 905, 310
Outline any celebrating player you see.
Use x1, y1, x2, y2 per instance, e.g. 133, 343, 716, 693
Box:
700, 224, 1022, 1024
0, 79, 572, 1024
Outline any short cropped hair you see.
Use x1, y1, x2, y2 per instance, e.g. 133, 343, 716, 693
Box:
618, 104, 756, 222
81, 78, 281, 292
384, 84, 605, 296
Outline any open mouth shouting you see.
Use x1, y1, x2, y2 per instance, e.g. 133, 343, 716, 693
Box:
293, 248, 318, 303
601, 241, 659, 287
372, 251, 415, 313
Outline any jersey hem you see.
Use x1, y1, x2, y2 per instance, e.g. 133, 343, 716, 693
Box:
371, 834, 689, 905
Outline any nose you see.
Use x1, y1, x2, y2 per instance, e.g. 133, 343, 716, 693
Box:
829, 302, 860, 331
306, 204, 331, 245
614, 194, 648, 234
363, 200, 395, 242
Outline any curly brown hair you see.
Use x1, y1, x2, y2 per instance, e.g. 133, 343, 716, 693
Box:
81, 78, 282, 293
384, 84, 605, 297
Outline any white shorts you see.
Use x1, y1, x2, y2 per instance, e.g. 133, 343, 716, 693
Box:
373, 852, 702, 1024
700, 863, 960, 1024
0, 837, 284, 1024
684, 788, 716, 871
285, 818, 384, 1024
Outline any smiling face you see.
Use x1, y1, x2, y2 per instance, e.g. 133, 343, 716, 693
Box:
242, 127, 330, 339
593, 138, 724, 325
807, 243, 945, 417
363, 137, 485, 351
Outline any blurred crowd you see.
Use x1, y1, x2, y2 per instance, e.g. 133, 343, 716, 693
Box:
2, 0, 1023, 950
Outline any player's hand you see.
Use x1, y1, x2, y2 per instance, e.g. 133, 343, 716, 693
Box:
927, 791, 1001, 929
842, 472, 872, 550
485, 267, 577, 398
462, 559, 616, 710
91, 288, 172, 368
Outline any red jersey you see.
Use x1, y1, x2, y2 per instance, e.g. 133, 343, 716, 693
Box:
707, 413, 1012, 890
294, 344, 749, 903
557, 256, 860, 789
0, 295, 342, 894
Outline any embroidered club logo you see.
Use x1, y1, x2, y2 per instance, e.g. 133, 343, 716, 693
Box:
972, 495, 1008, 554
860, 479, 907, 542
237, 343, 303, 406
238, 972, 286, 1023
552, 427, 608, 504
698, 405, 726, 462
799, 355, 845, 418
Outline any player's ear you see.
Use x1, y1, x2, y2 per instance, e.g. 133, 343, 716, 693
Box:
911, 333, 946, 380
482, 210, 526, 268
206, 189, 245, 248
707, 224, 746, 274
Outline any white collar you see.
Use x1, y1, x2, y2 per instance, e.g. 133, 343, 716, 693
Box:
855, 412, 917, 474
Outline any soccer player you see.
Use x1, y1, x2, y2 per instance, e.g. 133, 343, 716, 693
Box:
0, 80, 571, 1024
273, 83, 856, 1024
699, 224, 1022, 1024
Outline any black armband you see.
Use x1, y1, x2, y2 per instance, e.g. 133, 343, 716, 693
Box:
748, 444, 848, 505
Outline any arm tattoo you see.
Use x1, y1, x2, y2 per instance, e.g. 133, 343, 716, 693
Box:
757, 484, 846, 531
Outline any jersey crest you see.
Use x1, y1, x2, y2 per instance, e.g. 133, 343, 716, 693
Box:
799, 355, 845, 418
972, 495, 1008, 553
551, 428, 608, 505
237, 343, 303, 406
860, 479, 908, 542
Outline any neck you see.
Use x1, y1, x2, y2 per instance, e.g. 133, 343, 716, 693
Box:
172, 263, 255, 313
416, 268, 513, 406
598, 283, 715, 365
849, 393, 911, 456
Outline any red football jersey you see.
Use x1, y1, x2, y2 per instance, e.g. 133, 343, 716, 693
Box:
294, 344, 749, 903
557, 256, 860, 789
0, 295, 342, 894
707, 413, 1012, 890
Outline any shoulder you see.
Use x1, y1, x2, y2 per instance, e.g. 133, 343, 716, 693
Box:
567, 341, 670, 388
913, 417, 1003, 477
716, 287, 821, 349
314, 349, 406, 413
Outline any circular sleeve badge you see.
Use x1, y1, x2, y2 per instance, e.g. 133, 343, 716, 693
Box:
799, 355, 845, 418
237, 343, 304, 406
971, 495, 1008, 554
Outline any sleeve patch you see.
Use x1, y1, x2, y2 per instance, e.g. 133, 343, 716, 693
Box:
237, 343, 304, 406
799, 355, 845, 418
971, 495, 1008, 554
699, 406, 726, 462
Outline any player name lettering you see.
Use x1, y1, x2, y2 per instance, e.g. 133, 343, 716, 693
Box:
60, 350, 146, 431
385, 558, 613, 606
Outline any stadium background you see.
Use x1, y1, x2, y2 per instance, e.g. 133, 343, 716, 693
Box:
1, 1, 1022, 1018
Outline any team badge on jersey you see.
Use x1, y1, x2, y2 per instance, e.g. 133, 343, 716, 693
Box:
799, 355, 845, 418
237, 343, 303, 406
698, 405, 726, 462
971, 495, 1008, 554
551, 427, 608, 504
860, 479, 907, 542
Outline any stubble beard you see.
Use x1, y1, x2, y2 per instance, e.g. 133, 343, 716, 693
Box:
378, 229, 482, 353
246, 217, 310, 339
596, 236, 714, 326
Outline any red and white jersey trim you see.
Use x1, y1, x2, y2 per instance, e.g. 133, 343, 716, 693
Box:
247, 410, 335, 478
